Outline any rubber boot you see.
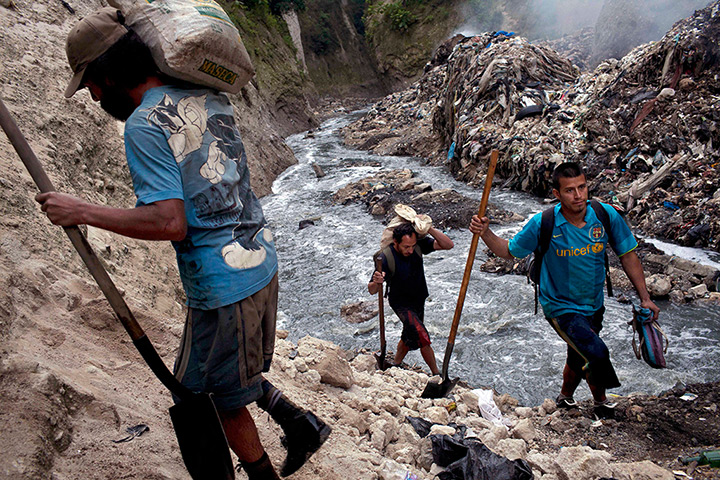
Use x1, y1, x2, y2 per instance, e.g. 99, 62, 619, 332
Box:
239, 452, 281, 480
258, 390, 331, 477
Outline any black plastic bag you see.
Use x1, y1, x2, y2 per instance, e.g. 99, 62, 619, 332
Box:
431, 435, 533, 480
406, 416, 433, 438
430, 434, 469, 467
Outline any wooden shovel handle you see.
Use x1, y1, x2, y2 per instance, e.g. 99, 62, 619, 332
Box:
375, 257, 386, 354
0, 97, 193, 400
440, 149, 499, 379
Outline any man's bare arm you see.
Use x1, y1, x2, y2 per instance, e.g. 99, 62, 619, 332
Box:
429, 227, 454, 251
470, 215, 513, 260
36, 192, 187, 241
620, 250, 660, 320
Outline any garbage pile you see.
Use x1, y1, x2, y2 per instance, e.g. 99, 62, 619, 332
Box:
341, 40, 450, 158
430, 32, 581, 196
571, 1, 720, 250
343, 2, 720, 252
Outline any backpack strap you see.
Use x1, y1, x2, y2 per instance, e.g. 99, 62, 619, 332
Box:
533, 206, 555, 314
378, 244, 422, 298
589, 200, 614, 297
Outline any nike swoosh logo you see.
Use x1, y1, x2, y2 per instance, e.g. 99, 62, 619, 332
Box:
553, 234, 563, 238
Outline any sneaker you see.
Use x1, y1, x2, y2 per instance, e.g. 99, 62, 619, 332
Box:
556, 395, 578, 409
593, 400, 617, 419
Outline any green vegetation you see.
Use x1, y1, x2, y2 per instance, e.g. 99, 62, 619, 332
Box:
220, 0, 307, 93
300, 0, 346, 55
383, 2, 417, 31
230, 0, 306, 14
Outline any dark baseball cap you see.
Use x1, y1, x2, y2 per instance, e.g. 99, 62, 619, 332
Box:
64, 7, 128, 98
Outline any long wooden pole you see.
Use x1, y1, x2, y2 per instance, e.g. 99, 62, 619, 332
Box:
0, 97, 192, 400
439, 149, 499, 380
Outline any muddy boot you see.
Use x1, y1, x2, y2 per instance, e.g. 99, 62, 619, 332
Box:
239, 452, 281, 480
257, 384, 331, 477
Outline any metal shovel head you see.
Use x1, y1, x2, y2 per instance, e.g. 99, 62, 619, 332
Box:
374, 352, 388, 370
169, 392, 234, 480
421, 376, 459, 399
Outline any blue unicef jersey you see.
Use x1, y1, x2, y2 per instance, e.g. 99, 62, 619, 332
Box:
124, 86, 277, 310
508, 202, 637, 318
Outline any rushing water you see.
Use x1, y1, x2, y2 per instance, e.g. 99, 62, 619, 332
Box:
261, 112, 720, 406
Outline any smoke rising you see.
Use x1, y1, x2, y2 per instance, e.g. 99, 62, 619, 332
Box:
455, 0, 712, 42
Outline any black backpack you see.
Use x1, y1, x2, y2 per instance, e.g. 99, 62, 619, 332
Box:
373, 244, 422, 297
527, 200, 614, 314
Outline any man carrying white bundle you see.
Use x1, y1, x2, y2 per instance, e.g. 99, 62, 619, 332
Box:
368, 206, 454, 375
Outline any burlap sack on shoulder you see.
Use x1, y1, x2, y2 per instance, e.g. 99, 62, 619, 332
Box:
108, 0, 254, 93
379, 204, 433, 249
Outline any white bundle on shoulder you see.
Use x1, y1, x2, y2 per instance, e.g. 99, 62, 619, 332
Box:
379, 204, 433, 249
108, 0, 255, 93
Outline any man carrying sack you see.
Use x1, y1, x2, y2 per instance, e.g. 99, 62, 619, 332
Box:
36, 8, 329, 478
368, 205, 454, 375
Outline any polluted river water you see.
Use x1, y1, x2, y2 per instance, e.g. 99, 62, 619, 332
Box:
261, 112, 720, 407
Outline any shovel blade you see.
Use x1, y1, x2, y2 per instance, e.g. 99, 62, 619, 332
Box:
421, 377, 459, 399
374, 352, 388, 371
169, 392, 234, 480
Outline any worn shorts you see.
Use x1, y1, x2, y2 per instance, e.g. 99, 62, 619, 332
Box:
173, 274, 278, 411
546, 307, 621, 389
394, 305, 431, 350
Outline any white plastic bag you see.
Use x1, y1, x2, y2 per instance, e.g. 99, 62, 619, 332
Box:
472, 388, 510, 428
108, 0, 254, 93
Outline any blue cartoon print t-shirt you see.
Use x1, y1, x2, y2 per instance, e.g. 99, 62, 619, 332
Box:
124, 86, 277, 310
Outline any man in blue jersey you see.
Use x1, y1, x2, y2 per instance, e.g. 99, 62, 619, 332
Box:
36, 8, 328, 478
470, 162, 659, 418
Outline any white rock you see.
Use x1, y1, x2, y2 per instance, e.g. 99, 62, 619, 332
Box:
429, 424, 456, 436
493, 438, 528, 461
611, 460, 675, 480
421, 406, 449, 425
351, 353, 377, 373
540, 474, 559, 480
460, 390, 480, 413
515, 406, 533, 418
690, 283, 708, 297
512, 418, 537, 442
541, 398, 557, 414
417, 437, 434, 471
313, 348, 354, 389
417, 398, 433, 411
293, 357, 309, 373
378, 459, 407, 480
302, 369, 323, 391
429, 463, 445, 477
405, 397, 419, 411
464, 415, 494, 432
386, 442, 418, 465
370, 426, 387, 451
647, 274, 673, 297
527, 450, 561, 476
396, 424, 420, 444
481, 430, 499, 449
377, 396, 401, 415
556, 446, 613, 480
657, 87, 676, 101
491, 424, 509, 440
